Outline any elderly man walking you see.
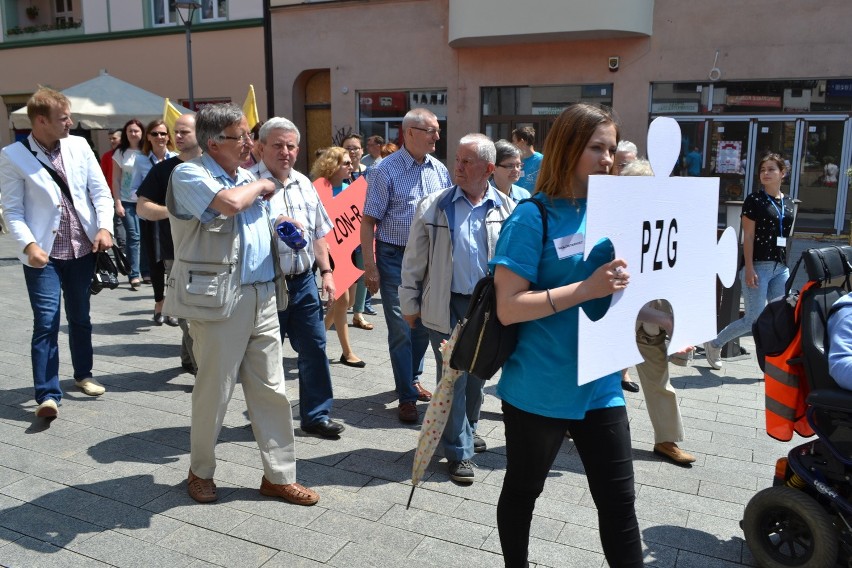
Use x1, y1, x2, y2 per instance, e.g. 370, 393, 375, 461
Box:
165, 103, 318, 506
400, 134, 515, 481
0, 87, 114, 419
360, 108, 452, 423
249, 117, 345, 439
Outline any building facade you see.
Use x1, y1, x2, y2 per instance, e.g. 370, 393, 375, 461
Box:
269, 0, 852, 234
0, 0, 264, 151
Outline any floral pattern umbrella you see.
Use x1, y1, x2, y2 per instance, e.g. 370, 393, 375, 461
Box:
407, 324, 463, 509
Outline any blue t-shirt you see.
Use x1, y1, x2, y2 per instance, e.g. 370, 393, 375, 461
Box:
489, 195, 624, 419
517, 152, 543, 192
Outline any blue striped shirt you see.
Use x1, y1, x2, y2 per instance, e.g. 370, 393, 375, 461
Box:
170, 154, 275, 285
363, 146, 451, 246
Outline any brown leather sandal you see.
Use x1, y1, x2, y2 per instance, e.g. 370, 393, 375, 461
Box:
188, 470, 218, 503
352, 317, 374, 330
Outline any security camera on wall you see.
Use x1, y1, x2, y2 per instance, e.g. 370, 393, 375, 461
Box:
608, 56, 620, 72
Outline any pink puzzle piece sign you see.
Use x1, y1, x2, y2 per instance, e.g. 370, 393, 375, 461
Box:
314, 176, 367, 299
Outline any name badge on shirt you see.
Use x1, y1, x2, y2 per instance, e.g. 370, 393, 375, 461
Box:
554, 233, 585, 259
777, 237, 787, 248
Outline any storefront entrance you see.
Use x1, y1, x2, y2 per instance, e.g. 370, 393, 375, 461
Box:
670, 115, 850, 233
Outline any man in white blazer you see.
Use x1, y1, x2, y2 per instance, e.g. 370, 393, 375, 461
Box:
0, 87, 114, 419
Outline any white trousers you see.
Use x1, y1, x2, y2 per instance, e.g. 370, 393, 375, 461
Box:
188, 281, 297, 485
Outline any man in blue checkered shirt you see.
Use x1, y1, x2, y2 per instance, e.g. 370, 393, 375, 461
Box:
360, 108, 452, 423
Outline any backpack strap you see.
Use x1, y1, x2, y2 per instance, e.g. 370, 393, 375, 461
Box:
516, 197, 548, 246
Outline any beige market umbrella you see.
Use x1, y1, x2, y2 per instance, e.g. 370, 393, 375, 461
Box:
9, 70, 192, 130
407, 324, 463, 509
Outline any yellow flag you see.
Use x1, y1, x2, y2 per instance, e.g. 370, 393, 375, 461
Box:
163, 98, 183, 137
243, 85, 259, 129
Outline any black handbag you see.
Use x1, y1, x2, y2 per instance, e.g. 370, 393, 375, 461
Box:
450, 198, 548, 380
91, 245, 130, 295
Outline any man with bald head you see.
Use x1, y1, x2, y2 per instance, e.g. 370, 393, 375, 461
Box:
360, 108, 452, 423
137, 113, 201, 371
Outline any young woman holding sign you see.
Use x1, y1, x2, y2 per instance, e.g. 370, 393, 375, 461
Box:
491, 103, 642, 567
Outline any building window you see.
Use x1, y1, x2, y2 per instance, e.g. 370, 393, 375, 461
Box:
357, 89, 448, 161
152, 0, 176, 25
481, 84, 613, 145
200, 0, 227, 21
55, 0, 74, 24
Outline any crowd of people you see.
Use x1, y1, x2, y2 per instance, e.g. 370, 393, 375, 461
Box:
0, 88, 815, 567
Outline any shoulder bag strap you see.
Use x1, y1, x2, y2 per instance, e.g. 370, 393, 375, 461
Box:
20, 139, 73, 202
516, 197, 548, 245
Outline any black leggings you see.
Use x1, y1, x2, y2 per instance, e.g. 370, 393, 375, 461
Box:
497, 402, 642, 567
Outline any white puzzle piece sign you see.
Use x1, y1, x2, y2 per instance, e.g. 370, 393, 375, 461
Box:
577, 117, 739, 385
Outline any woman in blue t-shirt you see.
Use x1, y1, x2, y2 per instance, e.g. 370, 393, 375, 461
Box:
491, 103, 642, 567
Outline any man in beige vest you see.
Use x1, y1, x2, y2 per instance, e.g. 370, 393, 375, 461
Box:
166, 103, 318, 506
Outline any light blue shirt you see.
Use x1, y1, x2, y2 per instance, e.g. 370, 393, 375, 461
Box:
829, 292, 852, 389
170, 154, 275, 285
449, 185, 496, 295
489, 195, 623, 419
517, 151, 543, 192
130, 150, 178, 195
507, 183, 532, 203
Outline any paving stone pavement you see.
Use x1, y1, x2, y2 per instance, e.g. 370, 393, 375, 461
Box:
0, 232, 840, 567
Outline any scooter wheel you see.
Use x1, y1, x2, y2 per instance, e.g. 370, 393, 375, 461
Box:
742, 486, 838, 568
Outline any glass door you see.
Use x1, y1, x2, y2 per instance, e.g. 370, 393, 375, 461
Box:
708, 120, 752, 224
795, 120, 845, 232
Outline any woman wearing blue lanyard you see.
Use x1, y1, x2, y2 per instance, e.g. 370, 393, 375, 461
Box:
705, 153, 794, 369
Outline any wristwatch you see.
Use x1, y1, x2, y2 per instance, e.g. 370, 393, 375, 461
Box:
320, 269, 333, 276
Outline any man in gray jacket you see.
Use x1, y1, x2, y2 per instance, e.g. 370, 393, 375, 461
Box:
400, 133, 515, 483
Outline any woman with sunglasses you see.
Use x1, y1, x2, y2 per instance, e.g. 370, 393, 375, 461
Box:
129, 119, 177, 324
491, 139, 532, 203
112, 119, 145, 288
311, 148, 366, 367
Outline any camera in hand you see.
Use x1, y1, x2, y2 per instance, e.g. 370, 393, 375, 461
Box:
276, 221, 307, 250
91, 269, 119, 295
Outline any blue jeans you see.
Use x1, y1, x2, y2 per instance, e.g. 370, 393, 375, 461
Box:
119, 201, 141, 280
375, 241, 429, 404
427, 293, 485, 461
23, 254, 96, 404
277, 271, 334, 427
712, 260, 789, 348
352, 247, 368, 313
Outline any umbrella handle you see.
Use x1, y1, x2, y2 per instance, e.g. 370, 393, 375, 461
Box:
406, 484, 416, 510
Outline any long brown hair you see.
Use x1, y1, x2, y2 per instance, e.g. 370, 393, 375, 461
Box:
535, 103, 620, 200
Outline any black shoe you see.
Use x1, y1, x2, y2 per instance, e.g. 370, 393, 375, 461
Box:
448, 460, 474, 483
621, 380, 640, 393
473, 435, 487, 453
166, 316, 179, 327
340, 355, 366, 368
181, 362, 197, 376
153, 313, 164, 325
302, 418, 345, 438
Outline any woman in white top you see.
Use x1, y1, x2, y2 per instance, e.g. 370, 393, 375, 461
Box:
112, 119, 144, 287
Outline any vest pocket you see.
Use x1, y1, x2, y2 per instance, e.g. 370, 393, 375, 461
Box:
177, 261, 237, 310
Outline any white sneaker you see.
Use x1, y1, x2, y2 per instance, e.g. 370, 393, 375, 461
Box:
76, 378, 105, 396
35, 399, 58, 418
704, 342, 722, 370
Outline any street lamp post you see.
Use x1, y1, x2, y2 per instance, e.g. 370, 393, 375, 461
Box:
175, 1, 201, 110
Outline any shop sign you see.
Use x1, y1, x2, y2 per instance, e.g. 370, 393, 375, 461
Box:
651, 101, 699, 114
532, 106, 567, 116
716, 141, 742, 174
826, 80, 852, 97
726, 95, 782, 108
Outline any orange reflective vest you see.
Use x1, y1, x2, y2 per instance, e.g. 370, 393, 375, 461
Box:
764, 280, 817, 442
